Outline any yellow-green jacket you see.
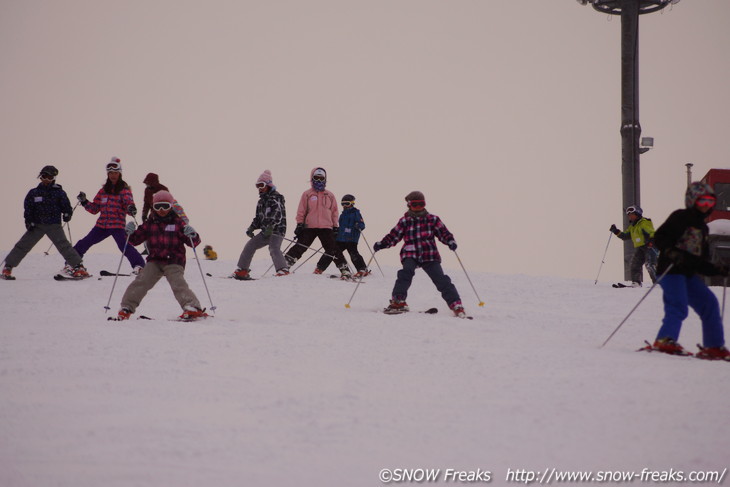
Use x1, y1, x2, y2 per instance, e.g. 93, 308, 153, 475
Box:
616, 217, 655, 248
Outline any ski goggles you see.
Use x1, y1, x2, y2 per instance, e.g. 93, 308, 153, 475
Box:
39, 172, 55, 181
255, 182, 267, 189
312, 175, 326, 182
153, 202, 172, 211
341, 201, 354, 207
696, 195, 717, 208
407, 200, 426, 210
106, 162, 122, 173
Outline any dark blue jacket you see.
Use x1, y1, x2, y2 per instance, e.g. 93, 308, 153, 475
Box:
24, 183, 73, 225
336, 207, 365, 243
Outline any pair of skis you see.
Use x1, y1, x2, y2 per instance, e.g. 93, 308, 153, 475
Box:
55, 270, 129, 281
382, 307, 473, 319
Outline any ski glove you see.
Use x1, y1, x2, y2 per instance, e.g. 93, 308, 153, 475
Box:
128, 204, 137, 217
448, 241, 458, 251
263, 226, 273, 237
25, 221, 35, 231
246, 226, 255, 238
294, 223, 304, 238
77, 192, 88, 205
373, 241, 385, 252
183, 225, 197, 238
125, 221, 137, 235
610, 224, 620, 235
333, 226, 339, 234
62, 212, 72, 223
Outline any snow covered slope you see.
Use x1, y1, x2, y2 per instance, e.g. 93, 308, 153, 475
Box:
1, 253, 728, 487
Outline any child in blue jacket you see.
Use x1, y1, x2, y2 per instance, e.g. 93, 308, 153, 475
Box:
315, 194, 369, 277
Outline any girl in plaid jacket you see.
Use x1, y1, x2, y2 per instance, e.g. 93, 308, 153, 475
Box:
374, 191, 466, 318
73, 157, 145, 273
112, 190, 206, 321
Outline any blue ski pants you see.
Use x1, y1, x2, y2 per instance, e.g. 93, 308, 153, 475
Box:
658, 274, 725, 348
392, 258, 461, 307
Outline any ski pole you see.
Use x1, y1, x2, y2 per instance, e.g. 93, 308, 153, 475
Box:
360, 232, 384, 277
594, 232, 613, 284
281, 236, 335, 259
292, 246, 324, 273
454, 250, 485, 307
345, 254, 375, 309
66, 201, 79, 246
104, 230, 132, 313
190, 236, 216, 313
600, 263, 674, 348
260, 238, 294, 278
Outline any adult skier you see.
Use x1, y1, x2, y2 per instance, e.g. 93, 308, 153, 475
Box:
73, 157, 145, 274
284, 167, 351, 278
2, 166, 89, 280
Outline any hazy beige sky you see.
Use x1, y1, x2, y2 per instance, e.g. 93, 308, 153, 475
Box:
2, 0, 729, 282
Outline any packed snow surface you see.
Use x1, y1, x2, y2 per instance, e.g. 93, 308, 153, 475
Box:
1, 253, 729, 487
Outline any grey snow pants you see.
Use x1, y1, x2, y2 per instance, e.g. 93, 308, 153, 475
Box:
237, 233, 288, 272
5, 223, 82, 268
120, 261, 201, 313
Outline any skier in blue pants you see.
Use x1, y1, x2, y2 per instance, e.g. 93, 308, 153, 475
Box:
650, 181, 730, 360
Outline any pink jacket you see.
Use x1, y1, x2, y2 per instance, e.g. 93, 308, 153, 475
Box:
296, 188, 339, 228
296, 168, 339, 228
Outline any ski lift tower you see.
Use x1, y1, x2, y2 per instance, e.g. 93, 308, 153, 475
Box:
578, 0, 679, 280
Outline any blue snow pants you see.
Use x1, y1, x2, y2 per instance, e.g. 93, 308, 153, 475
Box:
392, 258, 461, 307
657, 273, 725, 348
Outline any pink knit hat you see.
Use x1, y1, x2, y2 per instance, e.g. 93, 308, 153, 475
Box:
256, 169, 273, 186
152, 190, 174, 204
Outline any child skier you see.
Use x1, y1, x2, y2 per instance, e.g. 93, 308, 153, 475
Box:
315, 194, 370, 277
610, 205, 657, 287
231, 170, 289, 280
645, 182, 730, 360
111, 190, 207, 321
284, 167, 351, 278
141, 172, 189, 223
373, 190, 466, 318
74, 157, 145, 274
2, 166, 89, 280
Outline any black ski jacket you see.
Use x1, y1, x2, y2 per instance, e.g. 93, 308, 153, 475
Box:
655, 207, 720, 277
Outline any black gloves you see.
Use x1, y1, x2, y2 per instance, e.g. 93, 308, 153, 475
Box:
77, 192, 88, 206
246, 226, 255, 238
373, 241, 385, 252
610, 224, 619, 235
62, 212, 72, 222
448, 241, 458, 251
128, 204, 137, 217
294, 223, 304, 238
25, 221, 35, 231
